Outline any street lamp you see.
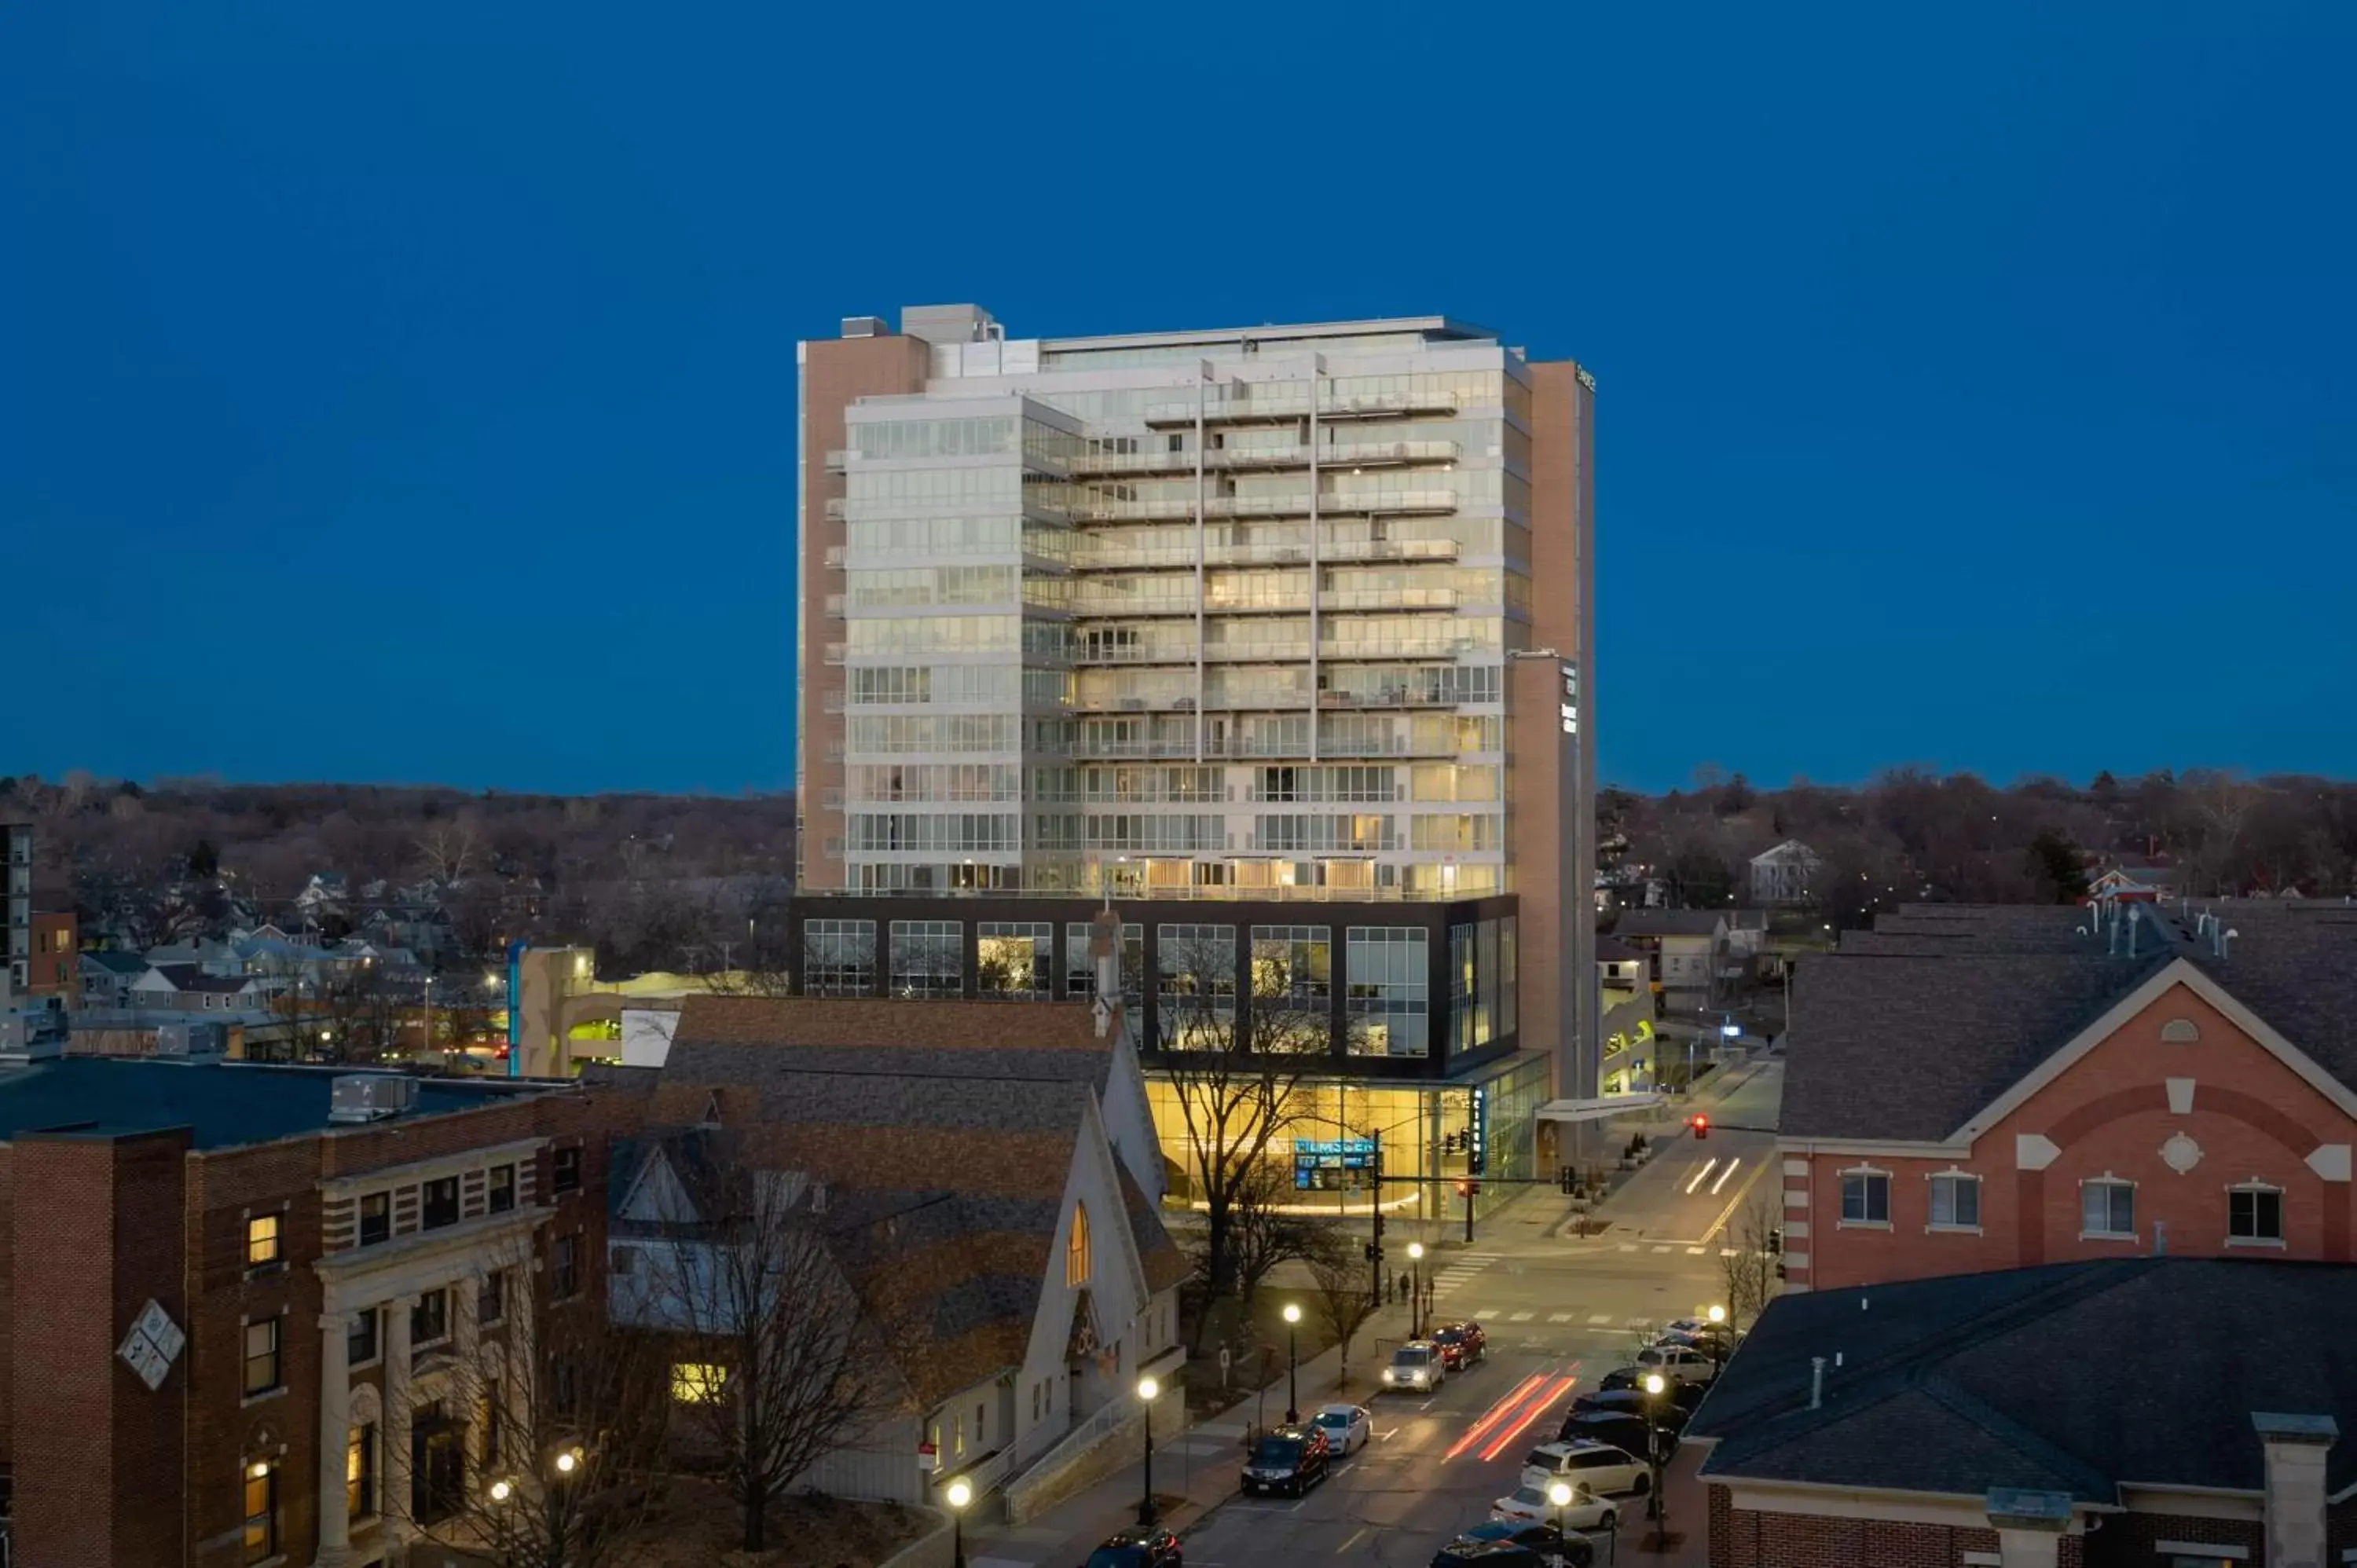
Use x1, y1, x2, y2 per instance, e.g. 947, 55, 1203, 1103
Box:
1281, 1302, 1303, 1423
1547, 1479, 1574, 1547
489, 1478, 514, 1503
1642, 1374, 1669, 1526
946, 1476, 973, 1568
1406, 1241, 1425, 1338
1706, 1302, 1728, 1378
1136, 1375, 1161, 1525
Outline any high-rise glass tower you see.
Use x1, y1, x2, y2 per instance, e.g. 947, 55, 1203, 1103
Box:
796, 306, 1599, 1189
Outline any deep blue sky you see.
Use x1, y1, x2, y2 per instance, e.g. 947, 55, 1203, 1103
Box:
5, 4, 2353, 796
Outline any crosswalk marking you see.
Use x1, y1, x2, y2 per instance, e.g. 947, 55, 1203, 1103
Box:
1508, 1310, 1534, 1321
1428, 1252, 1503, 1297
1547, 1312, 1574, 1323
1721, 1247, 1740, 1257
1625, 1317, 1653, 1330
1472, 1306, 1505, 1318
1686, 1246, 1707, 1255
1617, 1244, 1637, 1253
1587, 1313, 1615, 1325
1651, 1245, 1672, 1255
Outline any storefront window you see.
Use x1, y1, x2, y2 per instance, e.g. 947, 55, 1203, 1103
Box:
803, 919, 876, 997
977, 922, 1053, 998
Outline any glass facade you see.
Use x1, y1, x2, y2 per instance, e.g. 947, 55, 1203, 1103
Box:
1345, 927, 1430, 1058
1142, 1051, 1547, 1222
823, 331, 1531, 899
803, 919, 876, 997
888, 920, 962, 998
976, 921, 1053, 998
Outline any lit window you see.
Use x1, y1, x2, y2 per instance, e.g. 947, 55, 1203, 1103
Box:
358, 1191, 390, 1247
672, 1363, 729, 1404
1927, 1173, 1980, 1229
347, 1423, 377, 1519
2229, 1185, 2283, 1244
243, 1318, 281, 1398
486, 1163, 516, 1213
1839, 1171, 1890, 1225
1065, 1201, 1091, 1288
242, 1460, 277, 1564
245, 1214, 281, 1268
2081, 1178, 2135, 1238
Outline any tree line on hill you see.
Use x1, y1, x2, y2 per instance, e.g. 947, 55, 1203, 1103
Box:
1609, 766, 2357, 926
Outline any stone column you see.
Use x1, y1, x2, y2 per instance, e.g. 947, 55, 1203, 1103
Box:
384, 1295, 416, 1553
313, 1311, 353, 1567
2253, 1412, 2339, 1568
1984, 1487, 2073, 1568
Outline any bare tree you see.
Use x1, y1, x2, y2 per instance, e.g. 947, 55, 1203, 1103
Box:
1307, 1237, 1380, 1389
624, 1135, 904, 1553
1225, 1159, 1329, 1312
416, 812, 485, 885
1152, 932, 1329, 1313
395, 1247, 665, 1568
1717, 1198, 1782, 1333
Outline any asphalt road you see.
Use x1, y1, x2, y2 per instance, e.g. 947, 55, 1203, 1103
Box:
1170, 1063, 1785, 1568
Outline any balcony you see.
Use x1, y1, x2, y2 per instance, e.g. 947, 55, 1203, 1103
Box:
823, 642, 847, 665
1142, 390, 1461, 427
1068, 490, 1459, 526
824, 497, 847, 522
823, 545, 847, 570
1065, 439, 1460, 478
823, 594, 845, 619
824, 449, 851, 473
1320, 587, 1458, 613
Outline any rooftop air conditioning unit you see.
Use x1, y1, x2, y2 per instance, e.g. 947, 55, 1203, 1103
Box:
329, 1074, 421, 1124
153, 1020, 225, 1061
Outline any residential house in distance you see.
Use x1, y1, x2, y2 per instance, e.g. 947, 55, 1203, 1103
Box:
1609, 908, 1729, 1013
607, 993, 1189, 1516
1780, 901, 2357, 1293
130, 962, 273, 1016
1687, 1256, 2354, 1566
1748, 838, 1821, 906
2087, 863, 2179, 902
79, 948, 148, 1009
0, 1049, 621, 1568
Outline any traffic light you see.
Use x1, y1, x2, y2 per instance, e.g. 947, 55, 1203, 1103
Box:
1688, 1113, 1710, 1140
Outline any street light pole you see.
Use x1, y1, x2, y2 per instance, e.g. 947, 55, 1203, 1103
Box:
1642, 1374, 1669, 1530
1406, 1242, 1424, 1339
1281, 1302, 1302, 1423
947, 1477, 973, 1568
1548, 1480, 1574, 1555
1136, 1376, 1160, 1526
1706, 1302, 1728, 1379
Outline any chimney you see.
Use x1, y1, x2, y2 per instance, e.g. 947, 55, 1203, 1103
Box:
1809, 1356, 1825, 1409
1983, 1487, 2073, 1568
2251, 1412, 2337, 1568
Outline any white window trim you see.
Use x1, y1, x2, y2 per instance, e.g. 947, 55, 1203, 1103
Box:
1924, 1167, 1984, 1234
2225, 1178, 2287, 1248
1837, 1164, 1892, 1229
2077, 1172, 2138, 1241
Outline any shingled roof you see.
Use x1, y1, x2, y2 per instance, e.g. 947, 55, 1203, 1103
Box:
1611, 910, 1727, 939
625, 995, 1187, 1407
1691, 1257, 2357, 1502
1784, 903, 2357, 1141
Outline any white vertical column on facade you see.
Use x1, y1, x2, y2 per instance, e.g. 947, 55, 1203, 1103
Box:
314, 1311, 353, 1565
1307, 354, 1322, 767
1194, 361, 1208, 765
383, 1294, 416, 1548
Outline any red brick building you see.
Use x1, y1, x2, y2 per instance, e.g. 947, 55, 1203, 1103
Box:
24, 910, 75, 1006
1780, 903, 2357, 1293
0, 1048, 633, 1567
1688, 1257, 2354, 1568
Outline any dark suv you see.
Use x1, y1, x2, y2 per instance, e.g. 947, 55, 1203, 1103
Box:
1241, 1423, 1330, 1497
1431, 1521, 1596, 1568
1433, 1321, 1488, 1371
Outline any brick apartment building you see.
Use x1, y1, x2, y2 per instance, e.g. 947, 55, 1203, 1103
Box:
0, 1046, 633, 1567
25, 910, 75, 1006
1687, 1257, 2354, 1568
1780, 902, 2357, 1293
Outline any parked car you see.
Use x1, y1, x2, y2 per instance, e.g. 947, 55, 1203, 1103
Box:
1519, 1439, 1650, 1498
1428, 1541, 1552, 1568
1432, 1519, 1596, 1568
1491, 1482, 1618, 1533
1635, 1343, 1717, 1385
1383, 1342, 1446, 1394
1571, 1383, 1703, 1427
1596, 1365, 1649, 1394
1553, 1411, 1662, 1462
1085, 1526, 1182, 1568
1241, 1423, 1330, 1497
1314, 1402, 1372, 1455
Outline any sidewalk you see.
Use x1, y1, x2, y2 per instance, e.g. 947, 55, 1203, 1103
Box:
962, 1295, 1423, 1565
